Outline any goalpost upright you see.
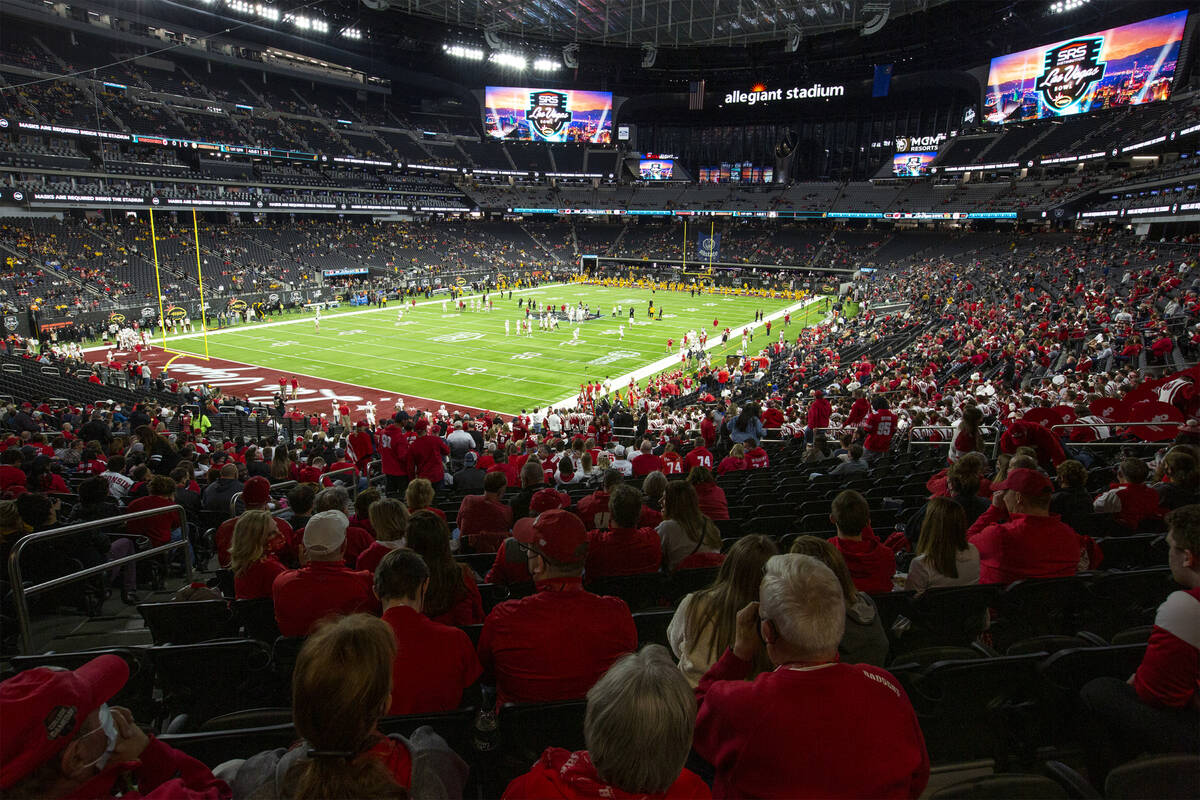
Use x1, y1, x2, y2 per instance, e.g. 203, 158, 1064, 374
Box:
147, 207, 212, 366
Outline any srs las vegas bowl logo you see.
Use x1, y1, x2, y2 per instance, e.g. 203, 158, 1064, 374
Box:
1036, 38, 1106, 111
528, 91, 571, 139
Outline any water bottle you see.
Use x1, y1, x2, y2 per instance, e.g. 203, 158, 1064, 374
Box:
473, 709, 499, 753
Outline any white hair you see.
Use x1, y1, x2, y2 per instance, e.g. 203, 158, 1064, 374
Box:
759, 554, 845, 660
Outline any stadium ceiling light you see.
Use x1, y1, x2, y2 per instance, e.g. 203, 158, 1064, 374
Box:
1049, 0, 1088, 12
489, 51, 527, 70
443, 43, 486, 60
532, 57, 560, 71
340, 26, 362, 39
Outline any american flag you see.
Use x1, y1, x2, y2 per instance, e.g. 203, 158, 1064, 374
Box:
688, 80, 706, 110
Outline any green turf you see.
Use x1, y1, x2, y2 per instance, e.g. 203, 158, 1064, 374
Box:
156, 284, 828, 413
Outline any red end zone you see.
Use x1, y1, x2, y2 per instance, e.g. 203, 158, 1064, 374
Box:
85, 347, 495, 423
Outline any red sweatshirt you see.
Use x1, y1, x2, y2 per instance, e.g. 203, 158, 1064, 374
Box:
1133, 587, 1200, 710
694, 649, 929, 799
966, 505, 1100, 585
1093, 482, 1164, 530
833, 529, 896, 595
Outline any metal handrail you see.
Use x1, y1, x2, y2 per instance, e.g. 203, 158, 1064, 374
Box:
1049, 420, 1184, 445
905, 425, 999, 453
8, 504, 191, 655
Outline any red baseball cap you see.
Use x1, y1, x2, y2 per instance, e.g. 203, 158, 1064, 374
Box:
0, 655, 128, 789
992, 468, 1053, 496
528, 487, 570, 514
243, 476, 271, 506
514, 509, 588, 567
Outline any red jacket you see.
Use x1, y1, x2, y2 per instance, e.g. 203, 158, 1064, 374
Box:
503, 748, 711, 799
1133, 587, 1200, 710
1095, 482, 1164, 530
694, 649, 929, 799
745, 447, 769, 469
585, 526, 662, 578
832, 530, 896, 595
807, 398, 833, 429
377, 424, 411, 477
966, 505, 1100, 585
716, 456, 747, 476
272, 560, 377, 637
408, 433, 449, 484
383, 605, 482, 716
692, 481, 729, 520
477, 577, 636, 705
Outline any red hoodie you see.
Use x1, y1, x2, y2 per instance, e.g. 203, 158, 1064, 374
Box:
503, 748, 711, 799
832, 528, 896, 594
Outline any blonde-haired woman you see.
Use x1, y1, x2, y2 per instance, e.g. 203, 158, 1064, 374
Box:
405, 478, 445, 521
355, 498, 411, 577
229, 509, 287, 600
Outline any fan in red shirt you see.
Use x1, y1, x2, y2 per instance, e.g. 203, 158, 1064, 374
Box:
585, 485, 662, 579
407, 420, 450, 488
215, 476, 294, 568
629, 441, 665, 477
478, 509, 637, 706
966, 469, 1101, 585
377, 416, 413, 495
407, 510, 484, 626
125, 475, 182, 548
716, 444, 747, 477
375, 548, 482, 716
577, 470, 623, 531
502, 646, 711, 800
806, 390, 833, 437
829, 490, 895, 595
1080, 504, 1200, 779
684, 443, 715, 472
661, 444, 685, 475
861, 397, 899, 459
229, 510, 288, 600
694, 553, 928, 799
744, 439, 770, 469
347, 422, 375, 472
272, 511, 378, 637
457, 472, 515, 553
1092, 457, 1165, 531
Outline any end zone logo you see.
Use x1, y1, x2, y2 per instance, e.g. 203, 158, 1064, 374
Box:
1036, 38, 1105, 111
528, 91, 571, 139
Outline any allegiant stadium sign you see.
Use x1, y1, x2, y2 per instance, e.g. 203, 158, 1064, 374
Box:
724, 83, 846, 106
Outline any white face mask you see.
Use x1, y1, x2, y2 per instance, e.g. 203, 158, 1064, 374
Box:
81, 704, 118, 771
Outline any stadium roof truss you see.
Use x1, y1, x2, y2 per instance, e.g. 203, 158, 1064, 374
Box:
387, 0, 945, 47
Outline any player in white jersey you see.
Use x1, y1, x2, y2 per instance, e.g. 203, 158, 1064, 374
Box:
314, 306, 321, 331
365, 401, 377, 427
618, 325, 625, 340
442, 300, 448, 313
505, 319, 511, 335
572, 327, 580, 341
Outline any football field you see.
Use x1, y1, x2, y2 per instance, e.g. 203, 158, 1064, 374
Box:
147, 284, 828, 414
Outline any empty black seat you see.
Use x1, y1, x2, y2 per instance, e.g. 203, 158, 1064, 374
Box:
138, 600, 238, 645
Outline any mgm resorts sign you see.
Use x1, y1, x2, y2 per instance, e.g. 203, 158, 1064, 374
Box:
724, 83, 846, 106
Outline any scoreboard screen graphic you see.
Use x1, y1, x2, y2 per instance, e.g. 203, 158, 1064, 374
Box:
484, 86, 613, 143
985, 10, 1187, 124
892, 152, 936, 177
638, 159, 674, 180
